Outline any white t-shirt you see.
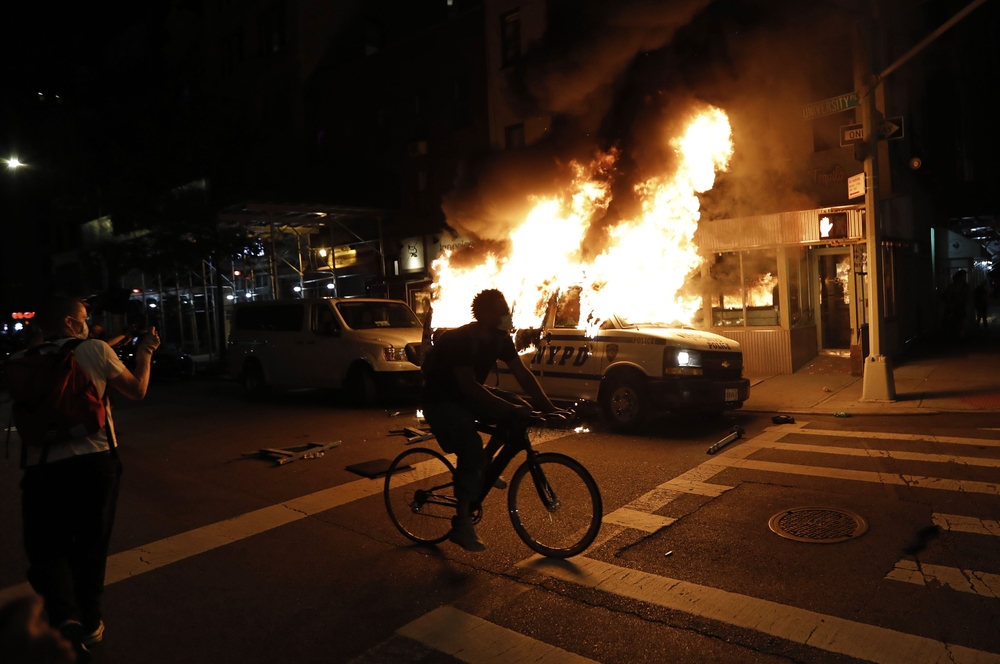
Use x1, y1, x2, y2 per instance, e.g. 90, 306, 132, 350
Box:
13, 338, 127, 466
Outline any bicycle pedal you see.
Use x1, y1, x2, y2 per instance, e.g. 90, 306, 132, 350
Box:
493, 477, 508, 490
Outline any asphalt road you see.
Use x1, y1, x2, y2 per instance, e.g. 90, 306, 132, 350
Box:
2, 377, 999, 663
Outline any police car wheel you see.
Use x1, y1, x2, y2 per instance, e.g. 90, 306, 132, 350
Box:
601, 375, 648, 431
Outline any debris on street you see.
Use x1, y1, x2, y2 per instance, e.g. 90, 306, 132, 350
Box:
707, 426, 744, 455
389, 426, 436, 444
242, 441, 341, 467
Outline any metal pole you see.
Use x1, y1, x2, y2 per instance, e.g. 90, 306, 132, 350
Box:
269, 212, 280, 300
296, 229, 305, 296
859, 16, 896, 401
216, 255, 228, 364
377, 217, 386, 298
175, 271, 186, 351
188, 272, 201, 354
157, 273, 165, 342
202, 260, 215, 359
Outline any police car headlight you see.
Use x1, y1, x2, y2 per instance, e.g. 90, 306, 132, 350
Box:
663, 348, 703, 376
677, 350, 701, 367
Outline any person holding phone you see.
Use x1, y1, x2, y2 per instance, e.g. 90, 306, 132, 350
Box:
12, 296, 160, 658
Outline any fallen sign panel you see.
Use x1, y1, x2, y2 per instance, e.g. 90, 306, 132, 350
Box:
243, 441, 342, 466
346, 458, 411, 479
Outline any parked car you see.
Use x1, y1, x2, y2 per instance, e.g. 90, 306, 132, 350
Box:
495, 289, 751, 431
116, 340, 196, 378
227, 297, 423, 405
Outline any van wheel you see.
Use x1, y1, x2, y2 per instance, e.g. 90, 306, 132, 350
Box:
242, 361, 268, 400
346, 364, 379, 407
600, 374, 648, 432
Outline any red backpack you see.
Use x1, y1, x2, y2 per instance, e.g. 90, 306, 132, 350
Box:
4, 339, 108, 465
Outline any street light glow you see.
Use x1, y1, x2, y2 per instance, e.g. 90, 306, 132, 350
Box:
6, 157, 22, 170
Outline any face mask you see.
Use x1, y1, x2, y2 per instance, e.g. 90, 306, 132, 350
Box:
497, 314, 513, 332
70, 318, 89, 340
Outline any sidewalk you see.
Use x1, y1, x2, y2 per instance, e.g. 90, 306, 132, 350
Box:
743, 336, 1000, 415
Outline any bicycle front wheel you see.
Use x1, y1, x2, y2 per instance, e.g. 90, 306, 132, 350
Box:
384, 447, 457, 544
507, 453, 602, 558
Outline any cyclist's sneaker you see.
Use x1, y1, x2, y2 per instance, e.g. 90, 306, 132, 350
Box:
449, 516, 486, 552
492, 477, 507, 490
83, 619, 105, 645
59, 620, 92, 662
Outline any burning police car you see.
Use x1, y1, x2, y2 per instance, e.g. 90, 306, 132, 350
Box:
495, 290, 750, 431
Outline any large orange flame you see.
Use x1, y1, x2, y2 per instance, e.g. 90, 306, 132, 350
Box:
430, 106, 733, 332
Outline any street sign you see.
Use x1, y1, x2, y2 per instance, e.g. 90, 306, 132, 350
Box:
839, 116, 905, 146
848, 172, 866, 199
802, 92, 860, 120
840, 123, 865, 147
879, 116, 904, 140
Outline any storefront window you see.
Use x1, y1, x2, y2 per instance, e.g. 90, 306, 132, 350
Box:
787, 247, 814, 327
709, 250, 780, 327
744, 249, 779, 326
709, 252, 744, 326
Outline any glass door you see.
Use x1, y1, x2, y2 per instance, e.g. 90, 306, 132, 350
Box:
817, 251, 852, 349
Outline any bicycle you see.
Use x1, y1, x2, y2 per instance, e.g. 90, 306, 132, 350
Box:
383, 410, 603, 558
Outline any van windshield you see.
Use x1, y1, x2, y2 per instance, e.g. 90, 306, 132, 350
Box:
336, 301, 422, 330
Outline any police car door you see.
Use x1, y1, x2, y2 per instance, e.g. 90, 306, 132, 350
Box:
530, 288, 603, 401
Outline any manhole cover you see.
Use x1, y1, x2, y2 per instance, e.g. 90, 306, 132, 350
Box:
768, 507, 868, 543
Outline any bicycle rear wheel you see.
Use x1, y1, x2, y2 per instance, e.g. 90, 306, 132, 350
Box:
384, 448, 457, 544
507, 453, 602, 558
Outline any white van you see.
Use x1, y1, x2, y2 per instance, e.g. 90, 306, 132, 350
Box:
227, 298, 423, 404
496, 289, 750, 431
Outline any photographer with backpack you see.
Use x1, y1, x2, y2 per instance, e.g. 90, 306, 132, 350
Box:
5, 296, 159, 659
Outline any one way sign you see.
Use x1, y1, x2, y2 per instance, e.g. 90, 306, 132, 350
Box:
879, 116, 904, 140
840, 116, 905, 146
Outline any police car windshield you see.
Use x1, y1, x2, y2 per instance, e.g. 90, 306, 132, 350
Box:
336, 302, 421, 330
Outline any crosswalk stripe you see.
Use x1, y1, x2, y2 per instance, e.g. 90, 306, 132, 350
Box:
772, 426, 1000, 448
886, 560, 1000, 598
704, 456, 1000, 495
397, 606, 598, 663
602, 507, 675, 532
933, 513, 1000, 536
522, 556, 1000, 664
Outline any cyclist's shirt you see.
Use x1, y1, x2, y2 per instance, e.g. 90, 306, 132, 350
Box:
422, 323, 518, 405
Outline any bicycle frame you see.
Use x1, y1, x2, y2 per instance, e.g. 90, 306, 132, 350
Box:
476, 420, 559, 511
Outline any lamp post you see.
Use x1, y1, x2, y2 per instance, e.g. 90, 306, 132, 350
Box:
5, 157, 24, 170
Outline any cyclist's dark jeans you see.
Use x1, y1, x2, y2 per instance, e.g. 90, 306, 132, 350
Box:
423, 387, 529, 502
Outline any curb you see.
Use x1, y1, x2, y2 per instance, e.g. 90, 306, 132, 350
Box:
743, 406, 1000, 416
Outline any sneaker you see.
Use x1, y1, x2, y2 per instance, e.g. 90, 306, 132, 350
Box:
449, 516, 486, 552
83, 620, 105, 645
59, 620, 91, 661
493, 477, 507, 490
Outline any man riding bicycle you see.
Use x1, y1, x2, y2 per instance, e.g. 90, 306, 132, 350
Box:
421, 289, 556, 552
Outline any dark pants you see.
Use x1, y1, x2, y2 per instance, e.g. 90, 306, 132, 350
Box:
423, 388, 528, 502
21, 451, 122, 628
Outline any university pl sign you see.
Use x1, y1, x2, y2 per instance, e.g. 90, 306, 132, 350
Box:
802, 92, 860, 120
